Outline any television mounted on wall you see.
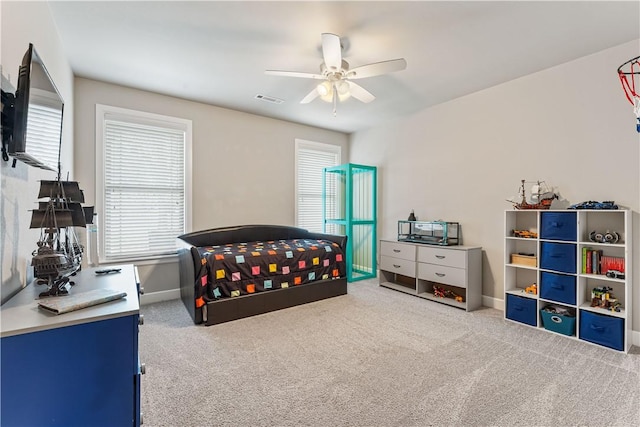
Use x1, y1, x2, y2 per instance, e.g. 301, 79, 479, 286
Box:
8, 43, 64, 172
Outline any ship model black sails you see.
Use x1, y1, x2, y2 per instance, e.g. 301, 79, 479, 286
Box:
31, 177, 94, 297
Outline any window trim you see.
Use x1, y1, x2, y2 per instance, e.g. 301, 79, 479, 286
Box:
294, 139, 341, 232
95, 104, 192, 263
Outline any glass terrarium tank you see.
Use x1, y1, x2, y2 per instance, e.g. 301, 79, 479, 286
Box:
397, 220, 460, 246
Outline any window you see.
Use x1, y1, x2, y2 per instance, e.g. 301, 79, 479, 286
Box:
295, 139, 341, 233
96, 105, 191, 262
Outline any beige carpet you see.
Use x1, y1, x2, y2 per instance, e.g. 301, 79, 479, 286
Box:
139, 279, 640, 426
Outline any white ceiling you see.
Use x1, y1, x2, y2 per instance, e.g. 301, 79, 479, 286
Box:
48, 1, 640, 134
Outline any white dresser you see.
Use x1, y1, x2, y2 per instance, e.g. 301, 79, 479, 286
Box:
379, 239, 482, 311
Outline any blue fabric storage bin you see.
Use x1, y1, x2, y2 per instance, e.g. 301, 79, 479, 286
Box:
579, 310, 624, 351
506, 294, 537, 326
540, 272, 576, 305
540, 242, 576, 274
540, 212, 576, 241
540, 309, 576, 336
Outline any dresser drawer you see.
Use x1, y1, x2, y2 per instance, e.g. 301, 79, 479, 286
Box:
417, 246, 466, 268
417, 263, 466, 287
380, 241, 416, 261
380, 255, 416, 277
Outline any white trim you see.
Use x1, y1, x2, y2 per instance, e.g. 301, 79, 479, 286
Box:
632, 329, 640, 348
140, 288, 180, 306
95, 104, 192, 263
483, 295, 504, 311
98, 254, 179, 267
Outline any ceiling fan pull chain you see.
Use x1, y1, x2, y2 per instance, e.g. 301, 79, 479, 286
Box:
332, 83, 338, 116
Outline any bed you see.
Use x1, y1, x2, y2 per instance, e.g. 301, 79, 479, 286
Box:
177, 225, 348, 325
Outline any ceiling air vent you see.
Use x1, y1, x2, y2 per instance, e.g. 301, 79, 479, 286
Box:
255, 94, 284, 104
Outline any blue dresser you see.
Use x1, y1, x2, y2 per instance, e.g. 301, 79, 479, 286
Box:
1, 265, 143, 426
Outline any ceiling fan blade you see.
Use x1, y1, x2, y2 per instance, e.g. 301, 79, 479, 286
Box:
265, 70, 324, 79
347, 59, 407, 80
348, 81, 375, 103
322, 33, 342, 71
300, 87, 320, 104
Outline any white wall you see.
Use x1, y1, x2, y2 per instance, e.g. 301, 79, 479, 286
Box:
1, 2, 75, 303
74, 78, 349, 295
350, 40, 640, 332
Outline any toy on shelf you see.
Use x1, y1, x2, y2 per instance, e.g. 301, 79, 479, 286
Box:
589, 230, 619, 244
591, 286, 622, 312
507, 180, 558, 210
512, 229, 538, 239
432, 285, 464, 303
568, 201, 618, 210
525, 284, 537, 295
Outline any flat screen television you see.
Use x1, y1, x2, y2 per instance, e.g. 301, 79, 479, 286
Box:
9, 43, 64, 172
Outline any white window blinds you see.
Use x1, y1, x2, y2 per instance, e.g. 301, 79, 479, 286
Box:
295, 140, 340, 233
97, 105, 191, 262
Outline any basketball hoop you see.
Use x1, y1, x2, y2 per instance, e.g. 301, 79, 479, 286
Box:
618, 55, 640, 133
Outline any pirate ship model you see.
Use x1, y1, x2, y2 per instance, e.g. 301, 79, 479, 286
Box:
31, 174, 94, 297
507, 179, 558, 210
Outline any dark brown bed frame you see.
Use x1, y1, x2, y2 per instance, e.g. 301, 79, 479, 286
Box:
177, 225, 348, 325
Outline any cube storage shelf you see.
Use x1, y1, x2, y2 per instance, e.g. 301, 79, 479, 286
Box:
504, 209, 633, 352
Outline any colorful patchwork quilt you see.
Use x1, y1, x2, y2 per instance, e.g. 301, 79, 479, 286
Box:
194, 239, 346, 306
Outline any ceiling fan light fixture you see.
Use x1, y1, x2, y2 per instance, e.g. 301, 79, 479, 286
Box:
317, 81, 331, 97
336, 80, 350, 95
337, 91, 351, 102
266, 32, 406, 111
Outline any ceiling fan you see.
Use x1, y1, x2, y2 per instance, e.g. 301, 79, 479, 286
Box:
265, 33, 407, 115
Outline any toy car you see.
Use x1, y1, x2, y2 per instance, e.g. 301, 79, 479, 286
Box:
568, 201, 618, 210
605, 270, 625, 279
512, 229, 537, 239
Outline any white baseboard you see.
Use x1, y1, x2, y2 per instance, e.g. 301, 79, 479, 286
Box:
140, 288, 180, 306
482, 295, 504, 311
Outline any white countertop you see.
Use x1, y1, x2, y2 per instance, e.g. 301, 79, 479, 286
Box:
1, 264, 139, 338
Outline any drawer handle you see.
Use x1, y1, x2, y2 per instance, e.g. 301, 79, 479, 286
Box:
590, 324, 604, 332
551, 285, 564, 290
551, 315, 562, 323
393, 264, 401, 268
435, 272, 446, 277
393, 249, 401, 253
513, 306, 524, 311
435, 255, 445, 259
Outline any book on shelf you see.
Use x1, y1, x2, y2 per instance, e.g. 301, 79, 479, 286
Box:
584, 248, 603, 274
601, 255, 625, 274
582, 250, 623, 275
